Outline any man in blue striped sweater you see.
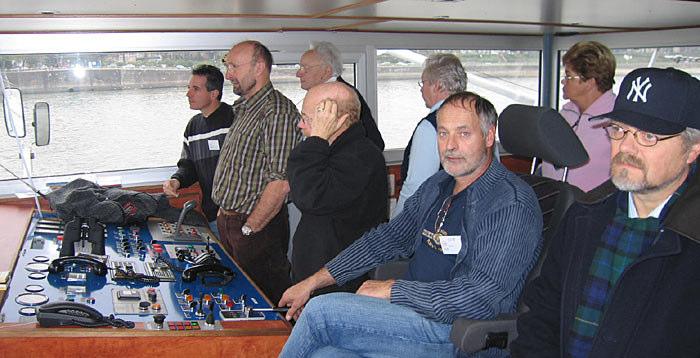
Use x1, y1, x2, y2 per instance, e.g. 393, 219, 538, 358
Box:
279, 91, 542, 357
163, 64, 232, 238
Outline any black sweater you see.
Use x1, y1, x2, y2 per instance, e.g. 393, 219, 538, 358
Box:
288, 122, 388, 292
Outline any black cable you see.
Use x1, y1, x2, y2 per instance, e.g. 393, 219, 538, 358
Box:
106, 314, 135, 329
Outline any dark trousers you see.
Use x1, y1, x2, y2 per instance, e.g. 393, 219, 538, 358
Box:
217, 206, 292, 304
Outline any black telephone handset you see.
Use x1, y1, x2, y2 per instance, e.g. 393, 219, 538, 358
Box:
37, 301, 134, 328
48, 255, 108, 276
182, 263, 235, 285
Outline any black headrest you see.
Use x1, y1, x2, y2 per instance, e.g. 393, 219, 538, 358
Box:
499, 104, 589, 168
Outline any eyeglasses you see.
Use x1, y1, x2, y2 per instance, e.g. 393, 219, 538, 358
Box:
297, 64, 323, 72
562, 74, 583, 82
221, 58, 254, 71
418, 80, 426, 89
603, 123, 681, 147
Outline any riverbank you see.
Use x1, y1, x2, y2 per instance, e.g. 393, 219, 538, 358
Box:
5, 64, 540, 94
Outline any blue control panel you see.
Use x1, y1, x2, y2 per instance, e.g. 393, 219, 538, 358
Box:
1, 212, 281, 328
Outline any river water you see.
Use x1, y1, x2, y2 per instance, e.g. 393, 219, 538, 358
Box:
0, 77, 537, 181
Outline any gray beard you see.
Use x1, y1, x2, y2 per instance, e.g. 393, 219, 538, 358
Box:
612, 166, 688, 194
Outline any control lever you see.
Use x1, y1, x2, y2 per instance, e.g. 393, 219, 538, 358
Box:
195, 293, 206, 317
173, 200, 197, 236
244, 306, 289, 317
205, 301, 215, 326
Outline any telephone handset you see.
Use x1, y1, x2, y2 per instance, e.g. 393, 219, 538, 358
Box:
37, 301, 134, 328
48, 255, 108, 276
182, 263, 235, 286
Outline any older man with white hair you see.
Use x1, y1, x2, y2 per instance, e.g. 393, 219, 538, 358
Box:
296, 41, 384, 150
394, 53, 468, 217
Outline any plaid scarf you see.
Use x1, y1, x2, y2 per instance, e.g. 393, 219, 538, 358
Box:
567, 184, 687, 358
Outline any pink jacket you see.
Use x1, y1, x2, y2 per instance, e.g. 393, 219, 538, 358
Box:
541, 90, 616, 192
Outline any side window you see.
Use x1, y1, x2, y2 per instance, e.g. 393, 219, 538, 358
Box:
557, 46, 700, 109
376, 49, 540, 149
0, 51, 356, 181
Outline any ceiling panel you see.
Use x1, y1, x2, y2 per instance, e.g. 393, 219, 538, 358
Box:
0, 17, 360, 33
0, 0, 697, 35
0, 0, 362, 16
351, 20, 590, 36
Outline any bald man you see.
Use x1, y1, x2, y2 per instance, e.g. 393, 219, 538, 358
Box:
287, 82, 388, 294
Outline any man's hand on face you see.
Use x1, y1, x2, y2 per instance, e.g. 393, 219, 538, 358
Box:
356, 279, 395, 301
309, 99, 349, 141
163, 178, 181, 197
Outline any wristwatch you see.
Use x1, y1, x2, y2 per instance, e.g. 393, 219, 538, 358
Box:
241, 224, 253, 236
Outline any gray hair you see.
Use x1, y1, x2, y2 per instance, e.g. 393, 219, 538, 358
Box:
310, 41, 343, 77
423, 53, 468, 94
681, 127, 700, 150
440, 91, 497, 138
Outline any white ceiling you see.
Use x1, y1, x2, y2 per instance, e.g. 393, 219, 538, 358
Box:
0, 0, 698, 35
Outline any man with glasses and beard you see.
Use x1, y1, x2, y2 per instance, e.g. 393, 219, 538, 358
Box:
212, 40, 302, 304
512, 68, 700, 358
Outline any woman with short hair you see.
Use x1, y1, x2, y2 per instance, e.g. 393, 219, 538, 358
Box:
542, 41, 617, 192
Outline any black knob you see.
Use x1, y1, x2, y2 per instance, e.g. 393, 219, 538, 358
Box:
153, 314, 166, 325
139, 301, 151, 311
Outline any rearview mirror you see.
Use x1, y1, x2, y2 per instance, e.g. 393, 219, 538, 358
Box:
2, 88, 26, 138
33, 102, 50, 146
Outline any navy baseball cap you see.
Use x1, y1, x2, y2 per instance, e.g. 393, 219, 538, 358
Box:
593, 67, 700, 135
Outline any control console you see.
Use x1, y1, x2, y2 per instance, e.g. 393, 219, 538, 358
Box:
0, 212, 282, 328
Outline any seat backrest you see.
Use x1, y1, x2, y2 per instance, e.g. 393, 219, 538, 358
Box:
499, 104, 589, 169
498, 104, 588, 310
515, 176, 580, 297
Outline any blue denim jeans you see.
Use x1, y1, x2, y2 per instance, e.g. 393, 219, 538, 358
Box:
280, 292, 454, 357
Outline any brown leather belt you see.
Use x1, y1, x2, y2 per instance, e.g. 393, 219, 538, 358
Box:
219, 208, 247, 219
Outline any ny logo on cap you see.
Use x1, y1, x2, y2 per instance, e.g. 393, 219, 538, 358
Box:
627, 76, 652, 103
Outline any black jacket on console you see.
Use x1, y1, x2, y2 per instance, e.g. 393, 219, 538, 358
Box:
288, 122, 388, 293
512, 165, 700, 358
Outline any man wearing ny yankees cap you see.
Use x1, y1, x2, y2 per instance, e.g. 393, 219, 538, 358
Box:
512, 67, 700, 358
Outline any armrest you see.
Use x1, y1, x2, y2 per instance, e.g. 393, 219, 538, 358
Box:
371, 259, 409, 280
449, 313, 518, 354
